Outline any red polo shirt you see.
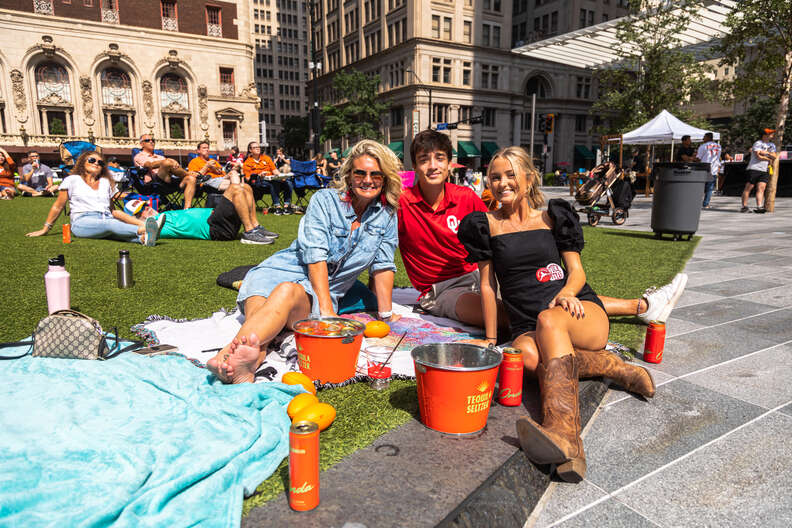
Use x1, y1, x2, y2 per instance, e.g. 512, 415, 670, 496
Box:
398, 182, 488, 295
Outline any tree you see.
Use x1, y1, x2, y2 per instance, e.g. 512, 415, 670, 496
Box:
49, 117, 66, 135
716, 0, 791, 211
717, 0, 791, 146
320, 69, 390, 143
591, 0, 714, 134
170, 121, 185, 139
279, 116, 309, 157
112, 120, 129, 138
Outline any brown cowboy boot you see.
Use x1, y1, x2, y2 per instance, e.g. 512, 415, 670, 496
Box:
516, 355, 586, 483
576, 348, 655, 398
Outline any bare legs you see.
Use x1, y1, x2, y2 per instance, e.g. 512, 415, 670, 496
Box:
207, 283, 312, 384
597, 295, 646, 317
454, 292, 511, 330
222, 183, 260, 232
742, 181, 766, 208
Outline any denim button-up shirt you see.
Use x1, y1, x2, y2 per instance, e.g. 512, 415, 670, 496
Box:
237, 189, 398, 315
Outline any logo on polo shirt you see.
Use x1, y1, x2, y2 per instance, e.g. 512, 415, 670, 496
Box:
536, 263, 564, 283
447, 215, 460, 233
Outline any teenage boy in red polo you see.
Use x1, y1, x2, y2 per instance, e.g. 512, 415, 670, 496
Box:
398, 130, 687, 329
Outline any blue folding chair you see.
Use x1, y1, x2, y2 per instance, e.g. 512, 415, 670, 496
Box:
58, 141, 101, 175
290, 159, 326, 210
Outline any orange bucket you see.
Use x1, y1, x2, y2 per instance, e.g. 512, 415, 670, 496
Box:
412, 344, 502, 436
293, 317, 365, 384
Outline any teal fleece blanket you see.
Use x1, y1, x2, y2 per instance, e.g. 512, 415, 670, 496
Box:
0, 349, 303, 527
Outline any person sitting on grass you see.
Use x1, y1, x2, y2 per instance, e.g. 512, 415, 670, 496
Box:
25, 151, 162, 246
139, 182, 279, 245
133, 134, 198, 208
18, 151, 58, 197
458, 146, 655, 483
0, 147, 17, 200
397, 130, 687, 337
187, 141, 240, 193
207, 139, 402, 384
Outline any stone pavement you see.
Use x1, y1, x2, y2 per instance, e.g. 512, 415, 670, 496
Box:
528, 188, 792, 527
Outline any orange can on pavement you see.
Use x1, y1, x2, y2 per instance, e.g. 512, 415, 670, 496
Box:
289, 420, 320, 511
412, 344, 502, 436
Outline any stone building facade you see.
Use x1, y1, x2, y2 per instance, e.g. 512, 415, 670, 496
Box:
0, 0, 259, 158
309, 0, 615, 171
250, 0, 310, 145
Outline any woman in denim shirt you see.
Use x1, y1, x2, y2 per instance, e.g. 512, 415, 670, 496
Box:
208, 140, 402, 384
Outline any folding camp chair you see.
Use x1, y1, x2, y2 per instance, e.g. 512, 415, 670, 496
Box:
127, 148, 186, 210
58, 141, 101, 174
185, 152, 226, 207
290, 159, 325, 210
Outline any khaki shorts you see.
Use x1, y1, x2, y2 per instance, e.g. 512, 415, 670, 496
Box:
419, 270, 482, 320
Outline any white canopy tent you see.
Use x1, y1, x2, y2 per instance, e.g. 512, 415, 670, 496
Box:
617, 109, 720, 147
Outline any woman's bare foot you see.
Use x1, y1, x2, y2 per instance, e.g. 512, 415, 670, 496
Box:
207, 333, 262, 384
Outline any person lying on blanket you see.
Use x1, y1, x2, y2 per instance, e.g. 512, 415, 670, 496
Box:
135, 182, 280, 245
207, 139, 403, 384
397, 130, 687, 337
457, 146, 655, 483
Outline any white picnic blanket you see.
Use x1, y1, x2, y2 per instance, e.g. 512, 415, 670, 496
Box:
131, 289, 482, 387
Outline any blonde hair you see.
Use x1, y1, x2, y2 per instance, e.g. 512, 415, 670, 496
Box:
488, 146, 545, 209
335, 139, 403, 210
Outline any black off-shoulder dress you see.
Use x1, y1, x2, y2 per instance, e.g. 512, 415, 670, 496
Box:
458, 199, 605, 339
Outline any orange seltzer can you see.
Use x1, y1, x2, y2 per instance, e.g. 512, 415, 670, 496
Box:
62, 223, 71, 244
289, 420, 320, 511
497, 347, 523, 406
643, 321, 666, 364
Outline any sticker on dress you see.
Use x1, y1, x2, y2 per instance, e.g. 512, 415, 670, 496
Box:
536, 263, 564, 283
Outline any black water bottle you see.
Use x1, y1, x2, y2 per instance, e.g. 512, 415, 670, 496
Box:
117, 250, 134, 288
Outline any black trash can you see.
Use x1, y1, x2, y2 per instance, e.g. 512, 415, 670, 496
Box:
651, 162, 710, 240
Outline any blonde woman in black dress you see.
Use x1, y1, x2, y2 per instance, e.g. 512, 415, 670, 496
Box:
458, 147, 654, 482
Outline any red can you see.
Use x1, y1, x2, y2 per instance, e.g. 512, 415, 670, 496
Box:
643, 321, 666, 364
62, 223, 71, 244
289, 420, 320, 511
497, 347, 523, 406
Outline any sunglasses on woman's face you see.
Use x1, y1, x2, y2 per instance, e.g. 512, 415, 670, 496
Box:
87, 157, 106, 167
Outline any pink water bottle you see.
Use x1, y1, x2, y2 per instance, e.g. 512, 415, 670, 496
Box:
45, 254, 70, 314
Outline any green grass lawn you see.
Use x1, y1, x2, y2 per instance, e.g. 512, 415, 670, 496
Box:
0, 196, 697, 513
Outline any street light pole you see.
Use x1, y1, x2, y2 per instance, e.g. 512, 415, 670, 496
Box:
406, 69, 432, 130
308, 3, 321, 155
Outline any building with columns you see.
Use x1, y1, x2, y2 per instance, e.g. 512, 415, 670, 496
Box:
0, 0, 259, 160
308, 0, 619, 171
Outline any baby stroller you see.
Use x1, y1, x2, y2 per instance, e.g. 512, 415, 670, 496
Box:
574, 162, 634, 226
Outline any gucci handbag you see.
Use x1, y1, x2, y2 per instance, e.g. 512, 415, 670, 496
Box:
0, 309, 139, 360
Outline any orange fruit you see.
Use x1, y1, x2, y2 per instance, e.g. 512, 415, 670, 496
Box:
287, 393, 319, 420
292, 402, 336, 431
281, 372, 317, 395
364, 320, 391, 338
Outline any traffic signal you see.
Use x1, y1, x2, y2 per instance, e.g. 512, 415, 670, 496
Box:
538, 113, 546, 132
545, 114, 555, 134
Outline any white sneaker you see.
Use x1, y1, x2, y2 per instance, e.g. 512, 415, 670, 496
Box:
638, 273, 688, 323
144, 216, 161, 247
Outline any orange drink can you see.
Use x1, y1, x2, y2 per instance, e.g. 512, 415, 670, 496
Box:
289, 420, 320, 511
497, 347, 523, 406
62, 223, 71, 244
643, 321, 666, 364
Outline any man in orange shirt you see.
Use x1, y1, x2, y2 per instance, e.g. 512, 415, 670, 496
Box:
187, 141, 241, 193
242, 141, 297, 214
133, 134, 198, 208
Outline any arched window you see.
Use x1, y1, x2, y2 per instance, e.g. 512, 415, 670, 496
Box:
160, 73, 189, 111
101, 68, 132, 106
525, 76, 551, 99
159, 73, 190, 140
35, 62, 74, 136
100, 68, 135, 137
35, 62, 71, 103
